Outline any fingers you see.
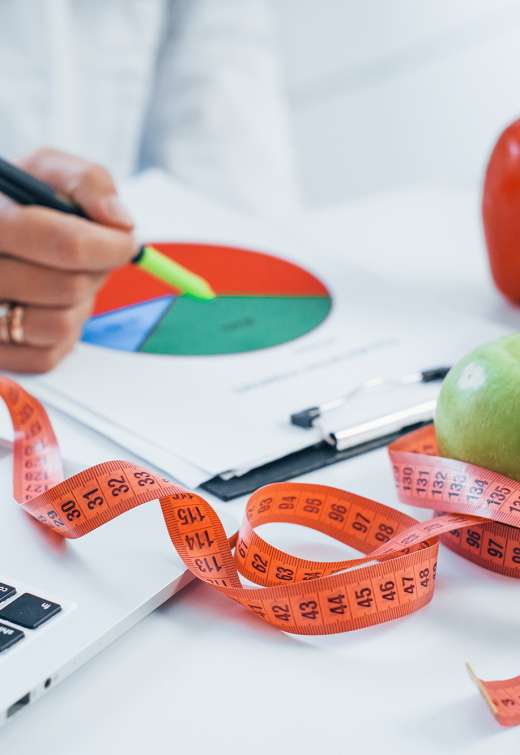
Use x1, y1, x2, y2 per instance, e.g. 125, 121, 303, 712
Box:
0, 204, 136, 271
20, 299, 94, 348
0, 297, 94, 373
0, 148, 136, 271
0, 148, 137, 373
19, 148, 134, 230
0, 339, 77, 374
0, 255, 106, 306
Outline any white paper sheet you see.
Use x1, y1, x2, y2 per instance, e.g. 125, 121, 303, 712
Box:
19, 378, 210, 488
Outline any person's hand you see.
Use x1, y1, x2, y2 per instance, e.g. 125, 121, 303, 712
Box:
0, 147, 136, 372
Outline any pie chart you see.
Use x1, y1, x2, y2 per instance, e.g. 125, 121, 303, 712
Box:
81, 243, 332, 356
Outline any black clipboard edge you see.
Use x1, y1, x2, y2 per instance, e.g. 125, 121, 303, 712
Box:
201, 420, 432, 501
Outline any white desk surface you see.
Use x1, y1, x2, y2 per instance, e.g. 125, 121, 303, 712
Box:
3, 187, 520, 754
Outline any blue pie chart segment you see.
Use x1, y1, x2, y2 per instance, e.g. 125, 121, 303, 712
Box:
82, 295, 174, 352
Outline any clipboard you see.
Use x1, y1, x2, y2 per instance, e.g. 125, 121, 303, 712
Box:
202, 366, 448, 500
202, 401, 436, 501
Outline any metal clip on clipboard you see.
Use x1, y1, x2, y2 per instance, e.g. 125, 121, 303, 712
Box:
289, 366, 450, 429
201, 367, 449, 501
326, 400, 436, 450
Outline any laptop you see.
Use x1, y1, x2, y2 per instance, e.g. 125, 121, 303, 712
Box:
0, 441, 236, 726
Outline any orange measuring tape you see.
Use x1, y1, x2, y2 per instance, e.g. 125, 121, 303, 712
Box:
2, 377, 520, 726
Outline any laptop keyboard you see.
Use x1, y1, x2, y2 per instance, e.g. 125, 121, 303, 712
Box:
0, 584, 15, 602
0, 624, 24, 653
0, 583, 62, 654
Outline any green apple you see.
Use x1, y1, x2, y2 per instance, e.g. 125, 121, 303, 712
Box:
435, 333, 520, 480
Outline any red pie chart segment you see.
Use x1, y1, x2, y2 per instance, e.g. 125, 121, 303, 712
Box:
93, 243, 328, 315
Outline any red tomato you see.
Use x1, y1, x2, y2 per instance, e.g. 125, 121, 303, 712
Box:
483, 118, 520, 302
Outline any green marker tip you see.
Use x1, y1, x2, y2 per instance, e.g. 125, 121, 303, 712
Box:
136, 245, 217, 301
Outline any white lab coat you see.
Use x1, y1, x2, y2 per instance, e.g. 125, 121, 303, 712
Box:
0, 0, 299, 216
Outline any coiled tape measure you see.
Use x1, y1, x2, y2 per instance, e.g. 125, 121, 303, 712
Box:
3, 376, 520, 727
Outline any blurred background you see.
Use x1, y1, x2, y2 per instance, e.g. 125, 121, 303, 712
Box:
270, 0, 520, 208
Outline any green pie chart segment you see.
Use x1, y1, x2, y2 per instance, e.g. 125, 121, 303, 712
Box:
140, 295, 332, 356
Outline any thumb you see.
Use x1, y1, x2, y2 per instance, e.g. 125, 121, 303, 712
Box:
18, 148, 134, 231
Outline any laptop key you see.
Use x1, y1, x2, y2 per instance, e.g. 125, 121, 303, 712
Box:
0, 584, 16, 603
0, 593, 61, 629
0, 623, 24, 652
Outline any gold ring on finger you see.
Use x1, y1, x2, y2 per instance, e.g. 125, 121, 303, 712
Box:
7, 303, 25, 345
0, 302, 10, 344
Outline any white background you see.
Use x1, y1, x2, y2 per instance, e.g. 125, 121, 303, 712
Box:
271, 0, 520, 207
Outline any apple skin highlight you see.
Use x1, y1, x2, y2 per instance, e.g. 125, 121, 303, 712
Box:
435, 334, 520, 482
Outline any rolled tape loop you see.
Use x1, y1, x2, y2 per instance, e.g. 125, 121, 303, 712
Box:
2, 377, 519, 725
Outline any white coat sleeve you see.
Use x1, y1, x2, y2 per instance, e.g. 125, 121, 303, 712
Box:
139, 0, 300, 217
